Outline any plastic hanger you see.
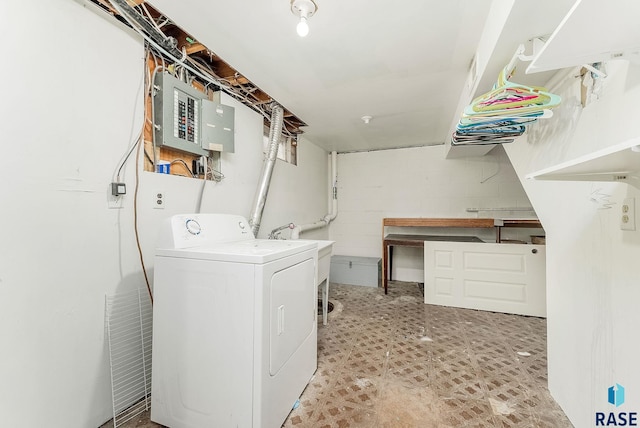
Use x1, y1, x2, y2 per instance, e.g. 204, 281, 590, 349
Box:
451, 44, 560, 146
466, 78, 560, 116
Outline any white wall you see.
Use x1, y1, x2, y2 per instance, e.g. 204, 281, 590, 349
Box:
259, 136, 332, 241
504, 61, 640, 426
329, 145, 535, 281
0, 2, 328, 427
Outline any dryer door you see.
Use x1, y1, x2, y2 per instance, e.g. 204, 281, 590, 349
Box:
269, 257, 316, 375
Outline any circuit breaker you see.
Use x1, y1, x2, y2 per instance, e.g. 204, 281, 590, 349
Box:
153, 72, 235, 156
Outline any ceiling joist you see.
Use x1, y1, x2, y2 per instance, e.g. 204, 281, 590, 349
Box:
89, 0, 306, 136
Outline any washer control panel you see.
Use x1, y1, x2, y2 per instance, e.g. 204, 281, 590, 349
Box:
161, 214, 254, 249
185, 218, 201, 235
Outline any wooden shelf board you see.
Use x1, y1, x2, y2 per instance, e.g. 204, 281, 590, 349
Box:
383, 218, 496, 228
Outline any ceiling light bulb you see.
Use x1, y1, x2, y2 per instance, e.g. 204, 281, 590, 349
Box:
291, 0, 316, 37
296, 16, 309, 37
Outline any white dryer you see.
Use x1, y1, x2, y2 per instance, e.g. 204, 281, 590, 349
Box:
151, 214, 318, 428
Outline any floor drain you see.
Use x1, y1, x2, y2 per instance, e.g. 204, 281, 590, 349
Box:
317, 299, 334, 314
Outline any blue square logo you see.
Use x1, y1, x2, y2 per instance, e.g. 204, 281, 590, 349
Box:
608, 384, 625, 407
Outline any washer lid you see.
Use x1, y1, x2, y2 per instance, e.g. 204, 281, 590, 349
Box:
156, 238, 317, 264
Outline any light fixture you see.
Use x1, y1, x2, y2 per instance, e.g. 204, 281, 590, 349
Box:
361, 115, 372, 124
291, 0, 317, 37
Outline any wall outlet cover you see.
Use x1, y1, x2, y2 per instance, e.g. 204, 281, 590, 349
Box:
154, 191, 165, 209
621, 197, 635, 231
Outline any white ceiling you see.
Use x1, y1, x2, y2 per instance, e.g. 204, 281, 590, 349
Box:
150, 0, 576, 153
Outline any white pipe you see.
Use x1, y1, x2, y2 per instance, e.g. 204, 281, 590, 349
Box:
290, 220, 329, 239
291, 151, 338, 239
324, 150, 338, 223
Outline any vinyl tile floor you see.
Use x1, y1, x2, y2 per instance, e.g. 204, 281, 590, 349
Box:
102, 281, 573, 428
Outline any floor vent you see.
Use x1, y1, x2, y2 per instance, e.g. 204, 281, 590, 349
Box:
318, 299, 334, 314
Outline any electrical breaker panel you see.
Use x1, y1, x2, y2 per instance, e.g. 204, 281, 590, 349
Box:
153, 72, 206, 156
153, 72, 235, 156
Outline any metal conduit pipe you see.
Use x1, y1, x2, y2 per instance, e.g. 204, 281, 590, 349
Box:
248, 104, 285, 237
290, 151, 338, 239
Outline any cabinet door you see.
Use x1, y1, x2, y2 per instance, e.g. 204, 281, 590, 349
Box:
424, 242, 546, 317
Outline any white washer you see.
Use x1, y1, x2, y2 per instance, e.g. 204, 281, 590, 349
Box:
151, 214, 318, 428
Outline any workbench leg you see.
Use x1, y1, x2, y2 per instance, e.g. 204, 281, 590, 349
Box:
387, 245, 394, 294
382, 242, 388, 294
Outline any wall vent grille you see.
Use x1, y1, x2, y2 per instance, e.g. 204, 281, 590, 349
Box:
105, 289, 153, 427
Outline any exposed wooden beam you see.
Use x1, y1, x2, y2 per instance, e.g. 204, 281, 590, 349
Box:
252, 90, 271, 103
89, 0, 306, 136
213, 62, 249, 84
171, 32, 208, 55
185, 43, 206, 55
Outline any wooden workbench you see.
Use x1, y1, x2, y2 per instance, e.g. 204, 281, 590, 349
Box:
381, 218, 543, 294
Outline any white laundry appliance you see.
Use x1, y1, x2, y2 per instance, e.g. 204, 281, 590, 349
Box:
151, 214, 318, 428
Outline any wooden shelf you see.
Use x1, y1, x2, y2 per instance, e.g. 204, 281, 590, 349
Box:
526, 137, 640, 189
382, 217, 542, 232
383, 218, 495, 228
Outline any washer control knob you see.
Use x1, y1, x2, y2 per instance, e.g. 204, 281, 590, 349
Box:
185, 218, 201, 235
